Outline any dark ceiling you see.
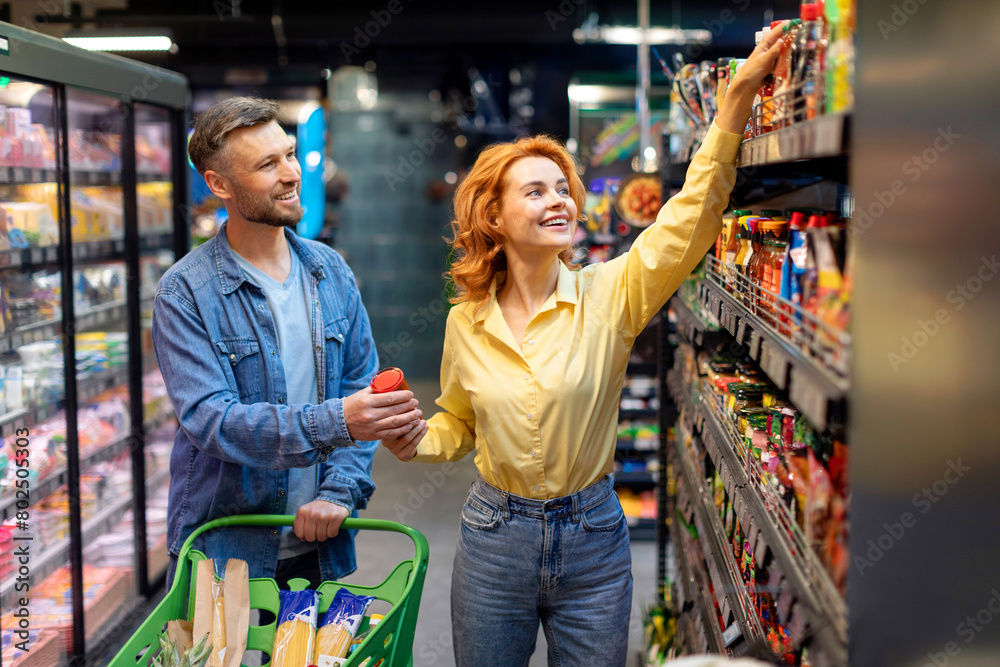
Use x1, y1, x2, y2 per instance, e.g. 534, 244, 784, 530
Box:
14, 0, 802, 136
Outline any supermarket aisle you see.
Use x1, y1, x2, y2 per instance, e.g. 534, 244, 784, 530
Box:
342, 380, 655, 667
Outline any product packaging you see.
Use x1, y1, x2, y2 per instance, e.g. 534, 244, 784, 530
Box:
314, 588, 376, 666
272, 589, 319, 667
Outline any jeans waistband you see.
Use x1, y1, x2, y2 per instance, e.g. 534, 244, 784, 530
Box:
470, 475, 614, 522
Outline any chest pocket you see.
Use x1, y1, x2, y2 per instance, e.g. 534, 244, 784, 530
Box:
324, 317, 348, 387
215, 338, 263, 401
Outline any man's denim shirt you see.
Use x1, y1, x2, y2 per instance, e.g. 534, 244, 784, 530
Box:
152, 224, 379, 582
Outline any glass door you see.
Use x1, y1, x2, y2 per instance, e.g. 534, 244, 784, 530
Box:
0, 76, 67, 667
65, 87, 136, 651
135, 103, 175, 583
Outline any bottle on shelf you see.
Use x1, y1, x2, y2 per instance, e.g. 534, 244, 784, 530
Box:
793, 3, 826, 123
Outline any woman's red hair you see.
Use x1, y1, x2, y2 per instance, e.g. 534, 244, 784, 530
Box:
446, 135, 586, 309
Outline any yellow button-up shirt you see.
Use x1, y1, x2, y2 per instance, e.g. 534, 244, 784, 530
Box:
414, 121, 743, 498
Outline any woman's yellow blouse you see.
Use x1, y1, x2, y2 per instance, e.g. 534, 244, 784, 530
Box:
414, 121, 743, 499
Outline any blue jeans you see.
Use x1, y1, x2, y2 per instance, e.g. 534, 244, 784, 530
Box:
451, 475, 633, 667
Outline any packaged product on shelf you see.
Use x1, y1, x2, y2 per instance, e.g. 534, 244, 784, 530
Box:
793, 3, 826, 122
2, 201, 59, 246
825, 0, 855, 114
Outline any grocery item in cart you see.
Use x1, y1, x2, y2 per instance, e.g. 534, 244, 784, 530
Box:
314, 587, 376, 665
272, 589, 319, 667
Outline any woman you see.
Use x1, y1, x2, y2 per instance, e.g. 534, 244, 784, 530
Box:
383, 29, 786, 666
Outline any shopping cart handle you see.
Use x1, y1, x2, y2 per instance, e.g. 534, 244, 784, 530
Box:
171, 514, 429, 595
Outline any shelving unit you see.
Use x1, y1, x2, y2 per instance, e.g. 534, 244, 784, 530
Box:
0, 23, 187, 665
657, 88, 853, 663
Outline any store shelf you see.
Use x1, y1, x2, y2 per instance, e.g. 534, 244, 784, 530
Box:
0, 465, 170, 609
627, 517, 657, 541
737, 114, 849, 169
139, 231, 173, 252
672, 434, 765, 654
668, 369, 848, 665
0, 298, 126, 355
619, 408, 659, 420
616, 439, 658, 453
670, 294, 722, 347
0, 363, 128, 438
626, 361, 658, 376
73, 238, 126, 262
614, 471, 658, 486
137, 172, 170, 183
699, 257, 849, 430
671, 494, 727, 655
0, 432, 132, 521
0, 166, 58, 184
0, 244, 60, 270
72, 169, 121, 186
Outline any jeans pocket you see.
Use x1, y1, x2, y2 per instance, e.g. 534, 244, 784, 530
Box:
460, 495, 501, 532
581, 494, 625, 533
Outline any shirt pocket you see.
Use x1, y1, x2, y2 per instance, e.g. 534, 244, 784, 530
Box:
215, 337, 263, 401
323, 317, 349, 384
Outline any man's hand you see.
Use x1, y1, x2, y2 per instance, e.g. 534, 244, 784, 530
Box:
381, 419, 429, 462
716, 21, 787, 135
343, 386, 422, 442
293, 499, 350, 542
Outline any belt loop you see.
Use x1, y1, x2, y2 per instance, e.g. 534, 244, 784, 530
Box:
571, 491, 581, 523
500, 490, 510, 521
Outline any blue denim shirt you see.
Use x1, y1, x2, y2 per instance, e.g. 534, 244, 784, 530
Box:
152, 224, 379, 582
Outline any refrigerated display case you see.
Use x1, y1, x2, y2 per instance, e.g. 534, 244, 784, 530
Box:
0, 24, 187, 665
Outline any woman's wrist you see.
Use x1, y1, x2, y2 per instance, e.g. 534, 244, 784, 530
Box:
716, 85, 755, 135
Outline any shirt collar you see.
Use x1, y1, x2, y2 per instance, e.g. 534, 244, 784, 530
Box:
214, 222, 326, 294
472, 261, 579, 326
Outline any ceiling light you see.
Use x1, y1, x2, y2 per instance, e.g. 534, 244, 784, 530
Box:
63, 33, 174, 52
573, 25, 711, 46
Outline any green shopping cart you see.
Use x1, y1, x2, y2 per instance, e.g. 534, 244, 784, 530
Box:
109, 515, 429, 667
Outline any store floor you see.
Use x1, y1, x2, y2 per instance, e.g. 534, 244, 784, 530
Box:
340, 380, 655, 667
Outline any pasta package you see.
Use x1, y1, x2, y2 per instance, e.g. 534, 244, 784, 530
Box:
313, 588, 376, 667
271, 589, 318, 667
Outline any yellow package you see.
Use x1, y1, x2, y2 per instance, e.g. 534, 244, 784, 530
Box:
272, 589, 318, 667
314, 588, 375, 666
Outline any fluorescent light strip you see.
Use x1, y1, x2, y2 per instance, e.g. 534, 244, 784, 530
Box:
63, 35, 173, 52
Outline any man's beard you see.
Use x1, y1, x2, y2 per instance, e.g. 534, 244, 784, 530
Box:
230, 180, 303, 228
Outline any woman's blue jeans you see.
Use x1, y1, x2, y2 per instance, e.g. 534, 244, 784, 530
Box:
451, 475, 633, 666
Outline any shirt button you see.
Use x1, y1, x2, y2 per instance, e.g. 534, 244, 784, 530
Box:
535, 485, 541, 492
259, 304, 265, 310
527, 339, 535, 345
278, 397, 285, 403
271, 350, 276, 356
272, 529, 278, 535
526, 413, 532, 420
315, 345, 321, 351
524, 374, 530, 380
530, 451, 536, 457
229, 353, 235, 361
279, 490, 286, 496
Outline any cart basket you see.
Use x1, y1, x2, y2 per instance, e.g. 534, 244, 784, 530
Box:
109, 514, 429, 667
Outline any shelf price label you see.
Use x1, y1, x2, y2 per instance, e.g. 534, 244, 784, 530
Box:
722, 622, 742, 647
790, 367, 829, 430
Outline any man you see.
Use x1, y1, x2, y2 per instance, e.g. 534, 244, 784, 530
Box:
152, 97, 421, 587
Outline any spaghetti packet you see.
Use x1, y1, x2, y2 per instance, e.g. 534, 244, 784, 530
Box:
313, 588, 376, 666
272, 589, 319, 667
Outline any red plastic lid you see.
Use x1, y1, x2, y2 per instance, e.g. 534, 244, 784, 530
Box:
371, 367, 406, 393
807, 214, 824, 228
789, 211, 808, 229
801, 3, 818, 20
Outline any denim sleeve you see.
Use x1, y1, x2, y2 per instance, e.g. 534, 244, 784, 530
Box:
152, 291, 352, 469
316, 270, 379, 513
